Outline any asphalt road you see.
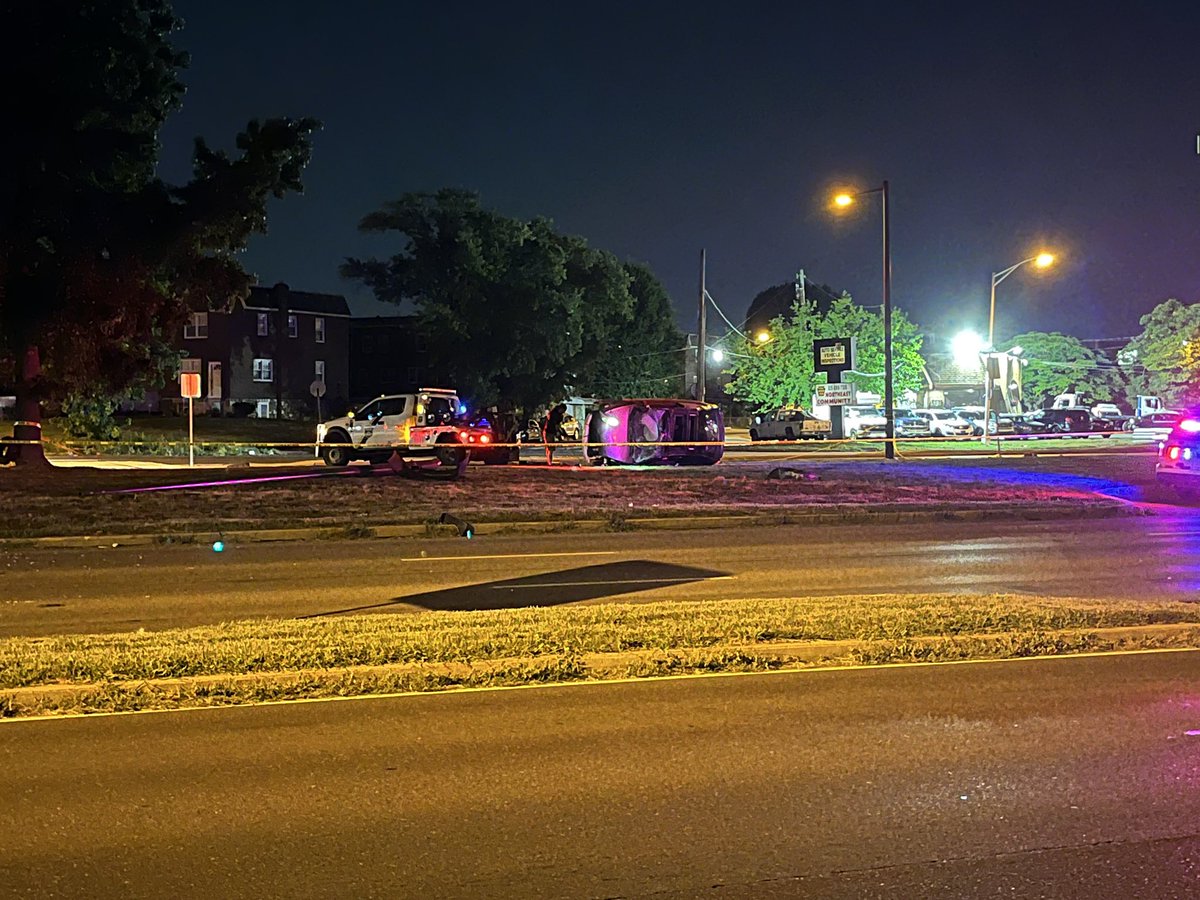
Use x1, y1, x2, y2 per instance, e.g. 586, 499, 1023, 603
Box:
3, 650, 1199, 898
4, 511, 1200, 636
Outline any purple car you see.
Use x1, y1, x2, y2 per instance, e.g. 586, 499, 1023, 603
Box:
584, 399, 724, 466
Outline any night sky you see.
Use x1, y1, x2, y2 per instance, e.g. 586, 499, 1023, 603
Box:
160, 2, 1200, 348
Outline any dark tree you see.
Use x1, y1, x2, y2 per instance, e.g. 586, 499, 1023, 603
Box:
0, 1, 319, 464
343, 190, 680, 415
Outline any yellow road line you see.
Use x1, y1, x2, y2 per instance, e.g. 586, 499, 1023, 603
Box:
4, 646, 1196, 726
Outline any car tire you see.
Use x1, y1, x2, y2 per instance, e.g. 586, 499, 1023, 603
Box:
848, 428, 859, 439
785, 427, 796, 440
749, 428, 759, 441
321, 439, 353, 467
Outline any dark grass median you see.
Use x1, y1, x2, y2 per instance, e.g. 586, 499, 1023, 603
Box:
0, 459, 1130, 541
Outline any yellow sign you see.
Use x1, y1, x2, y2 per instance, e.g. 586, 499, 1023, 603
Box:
819, 344, 846, 365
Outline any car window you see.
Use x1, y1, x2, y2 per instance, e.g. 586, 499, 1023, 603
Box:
356, 400, 380, 419
378, 397, 409, 417
424, 397, 455, 425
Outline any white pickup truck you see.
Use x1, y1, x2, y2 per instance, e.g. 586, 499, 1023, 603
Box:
316, 388, 465, 469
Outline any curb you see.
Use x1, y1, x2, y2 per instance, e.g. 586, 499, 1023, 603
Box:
0, 500, 1139, 550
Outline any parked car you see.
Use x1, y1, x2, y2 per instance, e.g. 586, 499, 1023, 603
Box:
1011, 407, 1101, 437
913, 409, 973, 437
1131, 410, 1183, 443
1091, 403, 1131, 429
584, 399, 724, 466
843, 405, 887, 439
952, 406, 1015, 436
1155, 412, 1200, 497
456, 412, 519, 465
893, 409, 933, 438
750, 407, 831, 441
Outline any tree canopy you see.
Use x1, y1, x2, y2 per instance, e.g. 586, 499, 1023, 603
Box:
1122, 299, 1200, 408
0, 0, 319, 462
724, 294, 924, 411
999, 332, 1126, 408
341, 190, 682, 413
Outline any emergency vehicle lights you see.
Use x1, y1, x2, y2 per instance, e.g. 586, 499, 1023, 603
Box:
602, 415, 620, 428
1168, 446, 1181, 461
1179, 419, 1200, 433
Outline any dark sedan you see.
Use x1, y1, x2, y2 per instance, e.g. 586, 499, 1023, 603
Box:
1012, 407, 1117, 437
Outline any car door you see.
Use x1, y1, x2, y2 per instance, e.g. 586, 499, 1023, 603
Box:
363, 397, 412, 449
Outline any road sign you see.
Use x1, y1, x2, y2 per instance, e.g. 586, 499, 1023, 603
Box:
180, 372, 201, 399
815, 382, 855, 406
309, 379, 327, 398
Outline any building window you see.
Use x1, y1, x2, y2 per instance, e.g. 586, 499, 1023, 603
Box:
252, 358, 273, 382
183, 312, 208, 340
257, 313, 269, 337
314, 360, 325, 383
288, 314, 298, 338
180, 357, 202, 374
315, 317, 326, 343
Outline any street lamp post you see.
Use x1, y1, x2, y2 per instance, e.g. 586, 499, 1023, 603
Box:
982, 252, 1054, 442
833, 181, 895, 460
988, 253, 1054, 347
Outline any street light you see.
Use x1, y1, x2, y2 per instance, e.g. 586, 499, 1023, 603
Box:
755, 330, 771, 344
952, 330, 985, 369
981, 251, 1056, 443
830, 181, 895, 459
988, 251, 1056, 347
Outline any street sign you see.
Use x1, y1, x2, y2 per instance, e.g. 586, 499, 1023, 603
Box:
815, 382, 855, 406
309, 379, 327, 398
819, 344, 846, 366
180, 372, 201, 399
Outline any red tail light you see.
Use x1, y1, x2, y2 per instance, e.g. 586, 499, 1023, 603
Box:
479, 434, 490, 443
459, 430, 468, 440
1168, 445, 1181, 460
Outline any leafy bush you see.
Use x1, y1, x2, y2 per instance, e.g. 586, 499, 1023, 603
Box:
60, 392, 123, 440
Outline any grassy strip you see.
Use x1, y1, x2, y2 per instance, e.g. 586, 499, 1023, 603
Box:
4, 594, 1200, 718
9, 594, 1200, 689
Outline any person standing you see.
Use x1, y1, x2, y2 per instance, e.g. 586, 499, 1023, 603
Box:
543, 402, 567, 465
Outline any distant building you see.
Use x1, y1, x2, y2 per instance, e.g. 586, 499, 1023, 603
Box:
169, 283, 350, 418
349, 316, 447, 401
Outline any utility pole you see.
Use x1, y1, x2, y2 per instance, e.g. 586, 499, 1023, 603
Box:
795, 269, 807, 304
881, 180, 895, 460
698, 248, 707, 403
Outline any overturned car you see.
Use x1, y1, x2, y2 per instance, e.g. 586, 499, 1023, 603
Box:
583, 399, 724, 466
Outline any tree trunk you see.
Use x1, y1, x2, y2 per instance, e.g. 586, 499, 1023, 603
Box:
9, 345, 49, 467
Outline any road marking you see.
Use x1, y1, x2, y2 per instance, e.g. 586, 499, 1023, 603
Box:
489, 576, 735, 589
397, 551, 620, 563
5, 646, 1196, 725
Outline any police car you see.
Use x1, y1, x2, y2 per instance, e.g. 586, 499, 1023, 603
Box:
316, 388, 465, 468
1155, 413, 1200, 497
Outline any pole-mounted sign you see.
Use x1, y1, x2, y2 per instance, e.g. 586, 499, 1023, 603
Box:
812, 337, 857, 439
181, 373, 201, 467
